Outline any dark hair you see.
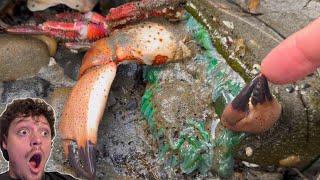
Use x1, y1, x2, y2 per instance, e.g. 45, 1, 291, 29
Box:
0, 98, 55, 161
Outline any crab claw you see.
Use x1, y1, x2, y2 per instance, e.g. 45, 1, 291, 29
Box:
59, 62, 116, 178
68, 141, 96, 179
221, 74, 281, 133
58, 22, 190, 178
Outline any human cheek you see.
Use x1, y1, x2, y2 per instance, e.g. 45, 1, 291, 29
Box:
8, 136, 30, 155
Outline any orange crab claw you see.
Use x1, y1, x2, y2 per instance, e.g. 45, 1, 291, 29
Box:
221, 74, 281, 133
59, 22, 190, 178
59, 62, 116, 179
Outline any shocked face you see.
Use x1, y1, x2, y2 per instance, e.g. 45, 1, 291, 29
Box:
2, 115, 52, 180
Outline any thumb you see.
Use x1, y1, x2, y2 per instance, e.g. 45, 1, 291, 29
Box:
261, 17, 320, 84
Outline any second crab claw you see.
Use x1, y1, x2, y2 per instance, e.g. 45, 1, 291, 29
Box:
68, 141, 96, 179
221, 74, 282, 133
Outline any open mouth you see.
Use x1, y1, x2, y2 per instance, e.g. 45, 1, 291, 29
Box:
29, 153, 42, 169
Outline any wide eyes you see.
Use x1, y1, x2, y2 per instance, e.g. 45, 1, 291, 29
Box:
41, 130, 50, 138
16, 128, 50, 138
17, 128, 30, 137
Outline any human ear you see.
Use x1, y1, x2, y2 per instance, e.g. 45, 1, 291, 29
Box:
2, 136, 7, 150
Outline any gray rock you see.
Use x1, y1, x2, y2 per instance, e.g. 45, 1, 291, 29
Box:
0, 34, 50, 81
54, 46, 84, 80
243, 169, 283, 180
0, 77, 51, 105
227, 0, 320, 38
38, 64, 76, 88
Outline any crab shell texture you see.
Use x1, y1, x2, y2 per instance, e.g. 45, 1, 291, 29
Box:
59, 21, 191, 157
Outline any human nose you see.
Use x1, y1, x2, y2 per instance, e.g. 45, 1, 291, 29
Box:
30, 132, 42, 147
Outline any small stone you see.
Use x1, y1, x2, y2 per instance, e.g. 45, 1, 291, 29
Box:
242, 161, 259, 168
301, 83, 311, 90
245, 147, 253, 157
279, 155, 301, 167
285, 86, 295, 93
48, 57, 57, 66
222, 21, 234, 29
250, 64, 260, 75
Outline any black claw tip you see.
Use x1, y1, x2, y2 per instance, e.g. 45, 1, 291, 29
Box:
231, 74, 273, 111
251, 75, 273, 106
68, 141, 96, 179
231, 79, 257, 112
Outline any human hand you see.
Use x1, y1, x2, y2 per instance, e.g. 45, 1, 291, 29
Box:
261, 17, 320, 84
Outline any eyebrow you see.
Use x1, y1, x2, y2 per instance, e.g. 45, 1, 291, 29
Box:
12, 117, 50, 127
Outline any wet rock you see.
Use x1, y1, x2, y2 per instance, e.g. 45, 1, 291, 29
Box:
47, 87, 71, 119
96, 63, 148, 179
32, 35, 57, 57
304, 157, 320, 179
0, 77, 51, 105
38, 63, 76, 88
227, 0, 320, 37
54, 46, 84, 80
0, 34, 50, 81
257, 0, 320, 37
243, 169, 282, 180
112, 63, 143, 90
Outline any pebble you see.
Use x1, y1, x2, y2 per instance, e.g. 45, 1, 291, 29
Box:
300, 83, 311, 90
279, 155, 301, 167
245, 147, 253, 157
285, 86, 295, 93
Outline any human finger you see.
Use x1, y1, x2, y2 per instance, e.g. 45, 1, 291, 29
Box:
261, 17, 320, 84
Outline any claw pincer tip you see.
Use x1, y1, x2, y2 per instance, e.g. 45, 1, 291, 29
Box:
221, 74, 281, 133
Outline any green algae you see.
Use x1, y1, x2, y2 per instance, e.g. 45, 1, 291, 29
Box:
141, 13, 247, 177
186, 15, 246, 177
185, 0, 252, 83
141, 72, 162, 140
142, 70, 214, 175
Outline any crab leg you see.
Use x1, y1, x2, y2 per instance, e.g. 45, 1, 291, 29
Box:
221, 74, 282, 133
6, 12, 108, 41
59, 22, 190, 178
5, 0, 186, 43
106, 0, 186, 25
